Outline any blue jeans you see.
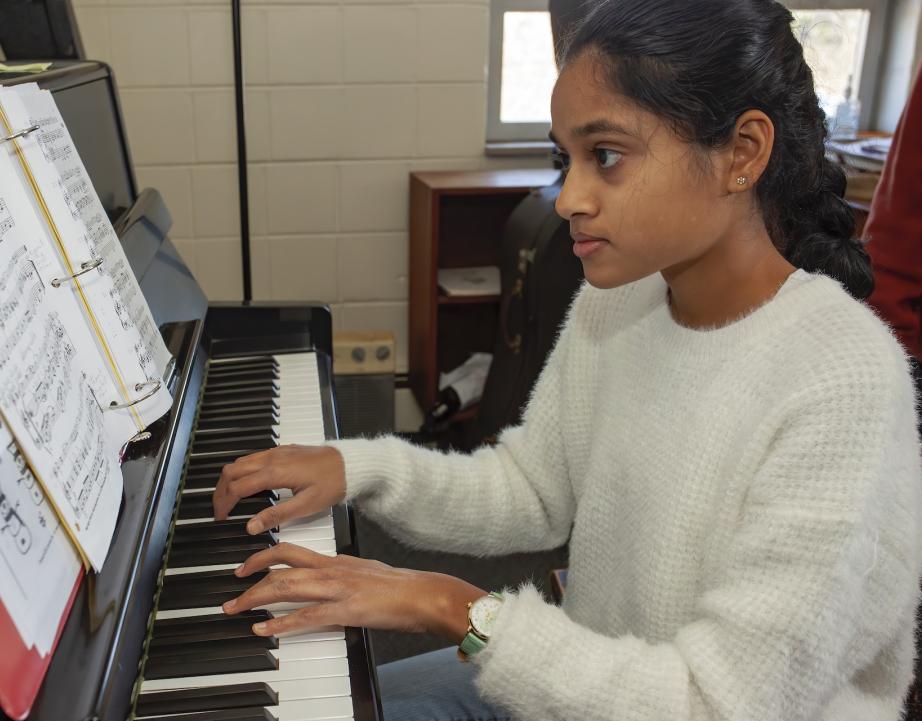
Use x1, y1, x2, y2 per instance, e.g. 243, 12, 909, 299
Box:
377, 647, 513, 721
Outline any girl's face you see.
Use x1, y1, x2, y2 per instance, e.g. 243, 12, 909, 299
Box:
550, 52, 739, 290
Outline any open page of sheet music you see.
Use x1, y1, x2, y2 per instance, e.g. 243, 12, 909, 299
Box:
0, 120, 124, 572
0, 417, 81, 655
0, 84, 172, 431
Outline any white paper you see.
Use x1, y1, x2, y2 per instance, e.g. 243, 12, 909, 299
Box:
0, 84, 172, 431
0, 420, 81, 655
0, 150, 124, 571
437, 266, 501, 297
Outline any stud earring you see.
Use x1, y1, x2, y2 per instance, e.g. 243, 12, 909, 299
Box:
736, 176, 748, 186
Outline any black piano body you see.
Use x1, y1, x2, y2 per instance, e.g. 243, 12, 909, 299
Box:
0, 61, 381, 721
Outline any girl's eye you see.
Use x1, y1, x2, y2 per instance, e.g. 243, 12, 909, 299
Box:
551, 149, 571, 172
595, 148, 622, 169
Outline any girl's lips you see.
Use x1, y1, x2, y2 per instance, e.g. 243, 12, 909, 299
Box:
572, 234, 608, 259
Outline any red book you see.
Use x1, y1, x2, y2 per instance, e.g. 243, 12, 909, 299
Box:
0, 572, 83, 720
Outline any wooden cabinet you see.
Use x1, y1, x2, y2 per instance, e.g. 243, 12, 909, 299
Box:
408, 168, 560, 411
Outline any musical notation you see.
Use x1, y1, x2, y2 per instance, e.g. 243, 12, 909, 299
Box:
0, 418, 81, 656
0, 198, 13, 243
0, 85, 173, 427
0, 160, 123, 570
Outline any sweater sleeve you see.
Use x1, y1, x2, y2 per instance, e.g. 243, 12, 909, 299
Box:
472, 370, 922, 721
326, 305, 579, 556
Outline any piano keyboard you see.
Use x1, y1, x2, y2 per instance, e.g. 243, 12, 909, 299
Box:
137, 352, 355, 721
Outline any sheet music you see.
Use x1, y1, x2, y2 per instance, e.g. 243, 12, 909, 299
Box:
0, 418, 81, 655
0, 85, 172, 431
0, 148, 123, 572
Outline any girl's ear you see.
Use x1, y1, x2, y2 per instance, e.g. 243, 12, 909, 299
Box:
726, 110, 774, 194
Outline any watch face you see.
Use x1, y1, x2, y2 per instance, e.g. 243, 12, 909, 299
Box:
469, 594, 504, 639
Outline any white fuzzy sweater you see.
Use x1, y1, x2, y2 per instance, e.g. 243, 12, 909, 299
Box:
332, 270, 922, 721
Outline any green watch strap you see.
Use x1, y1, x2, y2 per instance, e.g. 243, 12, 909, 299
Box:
459, 631, 489, 658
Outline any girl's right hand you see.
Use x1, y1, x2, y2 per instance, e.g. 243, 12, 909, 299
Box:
212, 445, 347, 534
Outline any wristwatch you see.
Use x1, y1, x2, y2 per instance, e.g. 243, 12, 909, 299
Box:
457, 592, 504, 662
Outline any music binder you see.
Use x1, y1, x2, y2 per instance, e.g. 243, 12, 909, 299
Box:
0, 85, 175, 717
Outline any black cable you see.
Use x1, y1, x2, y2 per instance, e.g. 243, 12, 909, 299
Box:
231, 0, 252, 302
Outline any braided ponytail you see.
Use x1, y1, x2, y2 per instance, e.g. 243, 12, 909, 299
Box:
562, 0, 875, 299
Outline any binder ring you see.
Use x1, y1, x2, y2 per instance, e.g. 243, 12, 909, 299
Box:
107, 379, 161, 411
0, 124, 39, 145
51, 258, 103, 288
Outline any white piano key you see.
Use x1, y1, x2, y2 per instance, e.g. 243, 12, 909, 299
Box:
140, 657, 350, 693
165, 562, 239, 576
175, 514, 251, 525
270, 640, 346, 662
268, 697, 354, 720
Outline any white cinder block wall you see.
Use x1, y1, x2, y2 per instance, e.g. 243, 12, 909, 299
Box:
71, 0, 548, 380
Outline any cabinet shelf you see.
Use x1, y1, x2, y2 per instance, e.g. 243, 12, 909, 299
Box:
437, 293, 501, 305
409, 168, 560, 410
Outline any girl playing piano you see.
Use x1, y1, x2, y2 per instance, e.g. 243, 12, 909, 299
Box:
214, 1, 922, 719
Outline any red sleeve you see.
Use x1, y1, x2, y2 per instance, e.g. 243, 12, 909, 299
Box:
865, 68, 922, 361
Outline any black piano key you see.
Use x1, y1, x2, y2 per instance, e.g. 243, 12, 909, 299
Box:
138, 707, 277, 721
150, 626, 277, 652
205, 375, 279, 390
169, 540, 275, 568
193, 429, 278, 447
149, 637, 277, 665
136, 682, 278, 716
182, 472, 222, 490
145, 648, 278, 680
171, 519, 253, 541
208, 355, 278, 373
157, 589, 247, 611
176, 495, 271, 520
202, 388, 277, 405
187, 452, 251, 468
152, 610, 271, 638
193, 426, 278, 441
206, 365, 279, 380
172, 527, 273, 549
204, 378, 279, 398
168, 546, 270, 568
200, 395, 278, 411
163, 568, 268, 592
205, 370, 280, 393
196, 414, 279, 432
191, 434, 277, 455
147, 636, 277, 664
179, 488, 278, 502
199, 398, 279, 420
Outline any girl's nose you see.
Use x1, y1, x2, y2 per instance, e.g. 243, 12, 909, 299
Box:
555, 167, 598, 221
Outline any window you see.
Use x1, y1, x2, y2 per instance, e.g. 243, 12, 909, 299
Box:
487, 2, 555, 144
486, 0, 890, 146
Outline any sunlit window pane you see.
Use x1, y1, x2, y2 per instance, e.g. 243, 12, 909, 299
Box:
495, 8, 871, 130
500, 11, 557, 123
792, 9, 870, 117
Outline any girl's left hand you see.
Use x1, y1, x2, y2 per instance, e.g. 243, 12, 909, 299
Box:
222, 542, 485, 642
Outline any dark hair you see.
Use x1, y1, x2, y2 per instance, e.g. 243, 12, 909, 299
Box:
561, 0, 874, 299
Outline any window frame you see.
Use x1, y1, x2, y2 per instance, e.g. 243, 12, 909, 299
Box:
785, 0, 890, 129
487, 0, 554, 143
486, 0, 891, 145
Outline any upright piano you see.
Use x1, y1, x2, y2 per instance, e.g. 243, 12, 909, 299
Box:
0, 61, 382, 721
